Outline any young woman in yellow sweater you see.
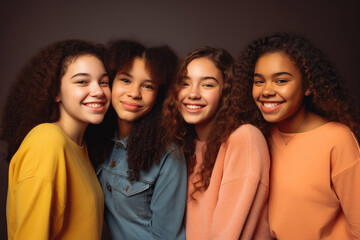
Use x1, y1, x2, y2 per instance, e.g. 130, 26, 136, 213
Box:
237, 32, 360, 239
162, 47, 271, 239
1, 39, 111, 239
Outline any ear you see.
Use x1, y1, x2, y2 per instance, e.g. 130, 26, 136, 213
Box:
305, 89, 311, 96
55, 95, 61, 103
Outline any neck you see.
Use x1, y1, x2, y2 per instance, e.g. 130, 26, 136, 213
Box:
54, 117, 87, 146
195, 121, 212, 142
277, 104, 308, 133
117, 118, 133, 140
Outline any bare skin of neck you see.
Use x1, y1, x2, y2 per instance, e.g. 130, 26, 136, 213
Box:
277, 106, 328, 133
117, 118, 133, 140
53, 118, 87, 146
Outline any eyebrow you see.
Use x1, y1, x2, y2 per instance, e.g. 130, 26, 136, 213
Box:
71, 73, 90, 78
202, 76, 219, 82
118, 72, 133, 78
119, 72, 153, 83
183, 76, 219, 82
71, 73, 108, 78
254, 72, 294, 77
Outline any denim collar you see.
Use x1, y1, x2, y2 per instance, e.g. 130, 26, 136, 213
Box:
111, 131, 129, 148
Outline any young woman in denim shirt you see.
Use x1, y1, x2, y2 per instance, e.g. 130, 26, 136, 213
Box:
86, 40, 187, 240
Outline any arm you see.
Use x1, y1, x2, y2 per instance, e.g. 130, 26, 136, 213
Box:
12, 177, 61, 239
149, 147, 187, 240
7, 126, 66, 239
331, 128, 360, 239
209, 125, 271, 240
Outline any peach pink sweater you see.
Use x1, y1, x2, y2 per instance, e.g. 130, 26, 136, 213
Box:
268, 122, 360, 239
186, 124, 271, 240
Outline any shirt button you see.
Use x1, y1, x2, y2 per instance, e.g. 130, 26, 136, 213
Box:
116, 142, 123, 147
110, 161, 116, 168
126, 186, 129, 192
107, 185, 112, 192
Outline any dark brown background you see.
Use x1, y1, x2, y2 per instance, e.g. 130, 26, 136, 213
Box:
1, 0, 359, 238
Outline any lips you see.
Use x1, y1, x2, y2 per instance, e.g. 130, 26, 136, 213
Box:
184, 103, 204, 113
84, 102, 107, 112
121, 101, 143, 111
260, 101, 283, 113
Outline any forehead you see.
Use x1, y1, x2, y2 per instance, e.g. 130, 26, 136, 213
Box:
186, 58, 221, 76
255, 52, 299, 73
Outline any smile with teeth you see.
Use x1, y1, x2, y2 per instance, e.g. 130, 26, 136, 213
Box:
85, 103, 103, 108
260, 101, 283, 113
262, 102, 281, 108
184, 103, 204, 113
186, 104, 202, 109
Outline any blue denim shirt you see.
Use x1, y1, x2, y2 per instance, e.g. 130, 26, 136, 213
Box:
97, 136, 187, 240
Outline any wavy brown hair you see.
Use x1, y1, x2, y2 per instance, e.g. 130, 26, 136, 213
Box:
86, 40, 178, 181
162, 47, 263, 199
236, 32, 360, 141
0, 39, 105, 162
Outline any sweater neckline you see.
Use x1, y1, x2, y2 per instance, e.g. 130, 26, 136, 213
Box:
275, 121, 334, 137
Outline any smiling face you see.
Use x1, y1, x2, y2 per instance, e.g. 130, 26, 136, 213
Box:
111, 57, 159, 129
56, 54, 111, 128
252, 51, 307, 128
177, 57, 223, 136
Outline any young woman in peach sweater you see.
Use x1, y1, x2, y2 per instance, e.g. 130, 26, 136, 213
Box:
237, 32, 360, 239
162, 47, 271, 239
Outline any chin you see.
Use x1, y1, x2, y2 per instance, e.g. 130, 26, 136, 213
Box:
88, 117, 106, 125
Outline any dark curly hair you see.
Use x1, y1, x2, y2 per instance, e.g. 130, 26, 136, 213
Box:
236, 32, 360, 141
0, 39, 106, 162
162, 47, 263, 199
86, 40, 178, 181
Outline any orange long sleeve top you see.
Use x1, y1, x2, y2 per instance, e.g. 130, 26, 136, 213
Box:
268, 122, 360, 239
185, 124, 271, 240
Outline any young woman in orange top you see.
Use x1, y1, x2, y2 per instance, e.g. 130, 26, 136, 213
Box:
237, 32, 360, 239
162, 47, 271, 239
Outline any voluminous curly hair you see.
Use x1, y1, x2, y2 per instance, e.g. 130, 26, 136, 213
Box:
0, 39, 105, 162
86, 40, 178, 181
162, 47, 263, 199
236, 32, 360, 141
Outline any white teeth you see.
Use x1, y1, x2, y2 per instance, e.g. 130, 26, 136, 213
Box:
263, 103, 280, 108
87, 103, 102, 108
186, 105, 201, 109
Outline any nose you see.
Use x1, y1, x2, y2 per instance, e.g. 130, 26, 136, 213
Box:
127, 85, 141, 99
261, 82, 276, 97
187, 85, 201, 100
90, 82, 105, 97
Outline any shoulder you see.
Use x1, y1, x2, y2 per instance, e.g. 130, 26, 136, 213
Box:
221, 125, 270, 183
318, 122, 358, 146
160, 144, 187, 170
326, 122, 360, 171
24, 123, 67, 147
326, 122, 356, 136
10, 124, 69, 180
227, 124, 267, 147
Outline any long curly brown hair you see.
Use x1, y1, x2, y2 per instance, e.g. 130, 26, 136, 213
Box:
162, 47, 263, 199
86, 40, 178, 181
236, 32, 360, 141
0, 39, 106, 162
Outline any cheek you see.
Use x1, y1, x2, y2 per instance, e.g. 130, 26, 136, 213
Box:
252, 87, 259, 101
104, 88, 112, 100
61, 87, 84, 102
144, 91, 158, 107
111, 84, 125, 100
177, 89, 186, 101
206, 90, 222, 111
